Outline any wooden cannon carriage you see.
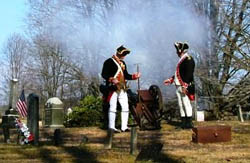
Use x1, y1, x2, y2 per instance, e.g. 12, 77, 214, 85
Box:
128, 85, 164, 130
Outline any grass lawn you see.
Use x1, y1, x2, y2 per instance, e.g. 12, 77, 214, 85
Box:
0, 120, 249, 163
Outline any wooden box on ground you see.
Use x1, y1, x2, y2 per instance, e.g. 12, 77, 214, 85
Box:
192, 125, 231, 143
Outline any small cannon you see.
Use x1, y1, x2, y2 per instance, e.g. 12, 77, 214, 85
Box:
100, 84, 163, 130
128, 85, 163, 130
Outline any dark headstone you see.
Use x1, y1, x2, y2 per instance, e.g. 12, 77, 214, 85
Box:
27, 93, 39, 145
54, 129, 62, 146
2, 114, 19, 143
3, 126, 10, 143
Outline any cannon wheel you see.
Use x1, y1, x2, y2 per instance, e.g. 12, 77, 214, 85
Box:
136, 85, 163, 130
148, 85, 164, 120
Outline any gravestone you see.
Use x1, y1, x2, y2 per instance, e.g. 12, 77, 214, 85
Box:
45, 97, 64, 145
54, 128, 62, 145
27, 93, 39, 145
196, 111, 205, 122
44, 97, 64, 128
2, 114, 18, 143
2, 79, 19, 143
8, 79, 19, 109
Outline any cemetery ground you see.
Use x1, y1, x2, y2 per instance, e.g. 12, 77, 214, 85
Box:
0, 120, 250, 163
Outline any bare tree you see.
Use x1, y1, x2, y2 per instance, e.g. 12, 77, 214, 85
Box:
0, 33, 30, 107
192, 0, 250, 118
2, 33, 28, 80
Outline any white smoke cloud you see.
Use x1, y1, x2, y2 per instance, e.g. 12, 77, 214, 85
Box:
44, 0, 208, 97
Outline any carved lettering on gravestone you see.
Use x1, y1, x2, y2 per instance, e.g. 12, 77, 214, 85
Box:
44, 109, 52, 126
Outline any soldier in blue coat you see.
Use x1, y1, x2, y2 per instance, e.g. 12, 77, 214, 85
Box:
101, 45, 141, 132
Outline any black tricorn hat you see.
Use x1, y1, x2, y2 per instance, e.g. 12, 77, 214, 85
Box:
116, 45, 130, 56
174, 42, 189, 53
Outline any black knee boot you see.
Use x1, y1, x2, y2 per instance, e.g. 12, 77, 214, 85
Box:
180, 117, 186, 129
175, 117, 186, 130
185, 117, 193, 129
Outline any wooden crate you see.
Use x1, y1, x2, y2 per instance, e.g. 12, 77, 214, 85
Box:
192, 125, 231, 143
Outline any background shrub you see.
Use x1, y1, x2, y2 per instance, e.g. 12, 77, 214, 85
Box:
65, 96, 103, 127
64, 95, 134, 128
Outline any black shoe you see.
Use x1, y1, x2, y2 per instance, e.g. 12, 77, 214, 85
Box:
175, 126, 183, 130
185, 117, 193, 129
180, 117, 186, 129
121, 128, 131, 132
110, 128, 121, 133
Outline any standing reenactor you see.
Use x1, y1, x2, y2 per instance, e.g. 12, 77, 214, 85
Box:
164, 42, 195, 129
101, 45, 141, 132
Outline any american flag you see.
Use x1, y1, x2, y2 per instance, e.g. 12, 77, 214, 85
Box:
16, 90, 28, 117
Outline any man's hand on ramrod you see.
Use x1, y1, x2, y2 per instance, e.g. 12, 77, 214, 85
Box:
132, 72, 141, 80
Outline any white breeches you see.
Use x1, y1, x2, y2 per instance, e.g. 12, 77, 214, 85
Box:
109, 90, 129, 131
176, 86, 193, 117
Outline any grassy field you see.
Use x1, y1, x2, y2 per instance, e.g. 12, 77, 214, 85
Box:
0, 120, 250, 163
